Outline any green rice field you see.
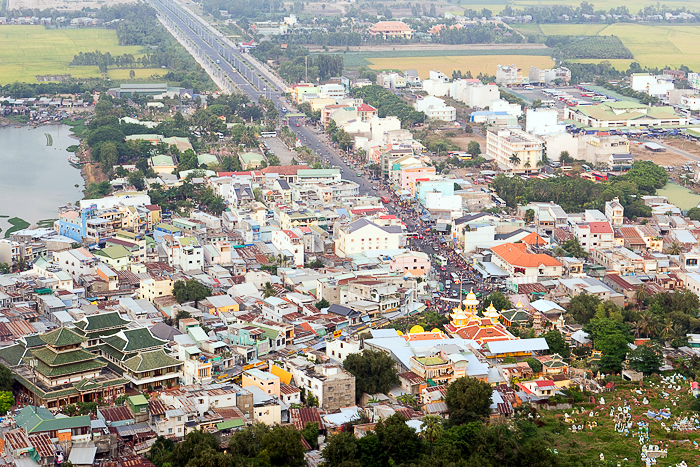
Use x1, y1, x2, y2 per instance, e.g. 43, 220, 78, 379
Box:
0, 26, 147, 83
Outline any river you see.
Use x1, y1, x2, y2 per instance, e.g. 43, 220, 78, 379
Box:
657, 182, 700, 212
0, 124, 83, 234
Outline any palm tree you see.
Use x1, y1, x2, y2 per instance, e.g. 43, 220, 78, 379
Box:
631, 321, 642, 338
524, 160, 531, 174
536, 159, 546, 173
660, 319, 675, 340
421, 415, 443, 457
509, 153, 521, 169
262, 281, 276, 298
634, 284, 649, 311
668, 241, 682, 255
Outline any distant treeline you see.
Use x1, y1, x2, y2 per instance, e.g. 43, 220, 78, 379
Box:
548, 35, 634, 60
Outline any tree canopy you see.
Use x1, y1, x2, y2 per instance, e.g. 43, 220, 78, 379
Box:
444, 376, 492, 426
343, 349, 399, 400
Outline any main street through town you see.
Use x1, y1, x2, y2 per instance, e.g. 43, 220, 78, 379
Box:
150, 0, 497, 311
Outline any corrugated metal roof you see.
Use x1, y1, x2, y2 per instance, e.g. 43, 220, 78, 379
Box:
289, 408, 325, 431
28, 433, 54, 458
68, 442, 97, 465
5, 428, 31, 450
115, 423, 152, 437
99, 406, 134, 422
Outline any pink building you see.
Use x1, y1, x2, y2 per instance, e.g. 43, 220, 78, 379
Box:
390, 251, 431, 276
401, 167, 436, 196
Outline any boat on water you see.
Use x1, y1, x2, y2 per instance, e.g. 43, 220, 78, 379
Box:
68, 156, 83, 168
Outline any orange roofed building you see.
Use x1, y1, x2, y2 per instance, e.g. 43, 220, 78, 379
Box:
490, 243, 562, 278
369, 21, 413, 39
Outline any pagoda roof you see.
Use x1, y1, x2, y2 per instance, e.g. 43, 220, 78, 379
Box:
39, 327, 86, 347
101, 328, 167, 353
122, 349, 181, 372
31, 347, 96, 367
74, 311, 130, 333
35, 358, 105, 377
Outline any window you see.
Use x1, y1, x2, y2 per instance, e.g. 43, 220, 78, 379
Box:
328, 396, 334, 401
168, 428, 173, 434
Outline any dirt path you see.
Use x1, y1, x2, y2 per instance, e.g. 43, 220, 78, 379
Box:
306, 43, 549, 53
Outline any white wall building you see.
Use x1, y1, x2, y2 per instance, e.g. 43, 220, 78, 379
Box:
271, 229, 305, 267
526, 108, 560, 135
496, 64, 520, 85
490, 99, 522, 116
464, 83, 499, 109
335, 218, 404, 257
486, 128, 545, 173
414, 96, 456, 121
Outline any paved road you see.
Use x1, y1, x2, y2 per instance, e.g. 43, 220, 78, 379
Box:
150, 0, 378, 195
263, 136, 298, 165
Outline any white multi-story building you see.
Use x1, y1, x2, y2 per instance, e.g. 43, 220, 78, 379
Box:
464, 82, 499, 108
319, 83, 346, 101
335, 218, 404, 257
162, 236, 204, 271
414, 96, 456, 121
496, 64, 520, 85
486, 128, 545, 173
528, 66, 571, 85
689, 72, 700, 90
52, 247, 98, 279
422, 70, 451, 97
271, 229, 304, 267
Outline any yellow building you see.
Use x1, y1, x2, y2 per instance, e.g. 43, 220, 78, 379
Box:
139, 276, 174, 302
242, 369, 281, 397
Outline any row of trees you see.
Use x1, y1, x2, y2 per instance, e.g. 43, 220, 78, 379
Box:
549, 35, 634, 60
352, 85, 426, 127
491, 160, 667, 214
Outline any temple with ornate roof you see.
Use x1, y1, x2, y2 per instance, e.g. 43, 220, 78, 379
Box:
444, 290, 517, 345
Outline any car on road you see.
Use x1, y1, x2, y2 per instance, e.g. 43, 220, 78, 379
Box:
296, 123, 299, 127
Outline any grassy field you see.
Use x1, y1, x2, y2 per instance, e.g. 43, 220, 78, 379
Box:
0, 26, 146, 83
513, 22, 700, 70
367, 54, 554, 79
106, 68, 167, 80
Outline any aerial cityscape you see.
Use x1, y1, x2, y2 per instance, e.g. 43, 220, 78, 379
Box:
4, 0, 700, 466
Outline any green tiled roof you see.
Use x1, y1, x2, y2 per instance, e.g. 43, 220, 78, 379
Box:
31, 347, 96, 366
499, 310, 530, 323
102, 328, 167, 353
36, 359, 105, 377
75, 311, 129, 332
40, 327, 86, 347
122, 349, 181, 372
129, 394, 148, 406
0, 343, 27, 366
98, 343, 126, 362
16, 406, 91, 434
73, 378, 103, 391
95, 245, 131, 260
23, 335, 46, 348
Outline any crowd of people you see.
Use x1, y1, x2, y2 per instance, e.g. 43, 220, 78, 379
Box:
375, 179, 502, 315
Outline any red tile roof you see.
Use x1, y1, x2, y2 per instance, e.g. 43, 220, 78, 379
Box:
588, 222, 613, 234
261, 165, 310, 175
